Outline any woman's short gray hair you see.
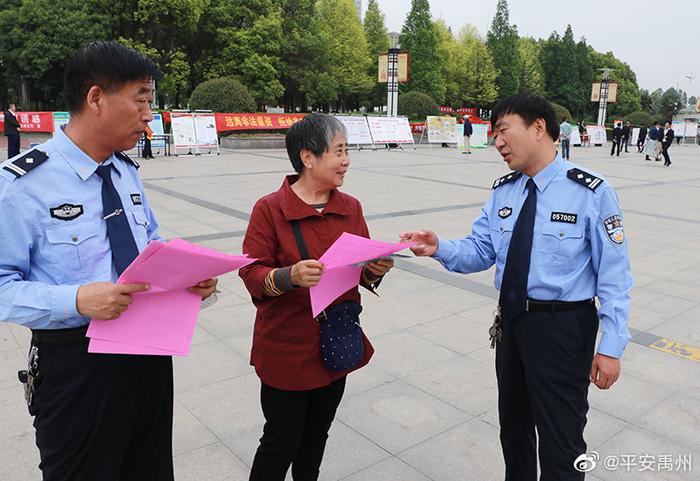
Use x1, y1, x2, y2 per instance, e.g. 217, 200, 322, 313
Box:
285, 113, 347, 173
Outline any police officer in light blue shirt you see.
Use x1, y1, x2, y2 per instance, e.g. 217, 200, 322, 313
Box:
401, 94, 632, 481
0, 41, 217, 481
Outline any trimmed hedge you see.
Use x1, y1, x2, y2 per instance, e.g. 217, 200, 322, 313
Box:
550, 102, 572, 123
189, 77, 256, 113
624, 111, 655, 127
398, 91, 439, 121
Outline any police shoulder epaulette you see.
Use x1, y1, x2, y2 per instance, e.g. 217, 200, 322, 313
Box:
492, 171, 522, 189
567, 168, 604, 191
114, 151, 140, 169
2, 149, 49, 178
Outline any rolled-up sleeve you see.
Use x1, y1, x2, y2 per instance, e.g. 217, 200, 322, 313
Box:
239, 199, 278, 300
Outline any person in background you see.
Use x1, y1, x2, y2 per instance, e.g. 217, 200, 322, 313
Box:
559, 116, 572, 160
637, 124, 647, 153
661, 121, 674, 166
463, 115, 473, 154
645, 121, 660, 161
142, 123, 154, 159
611, 122, 623, 156
3, 103, 21, 158
621, 121, 631, 152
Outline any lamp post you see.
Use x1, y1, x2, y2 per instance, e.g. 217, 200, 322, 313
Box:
596, 68, 613, 127
387, 32, 400, 117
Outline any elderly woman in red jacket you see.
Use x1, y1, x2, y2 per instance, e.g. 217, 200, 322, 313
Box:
239, 113, 393, 481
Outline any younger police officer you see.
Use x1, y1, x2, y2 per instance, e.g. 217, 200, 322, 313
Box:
0, 41, 217, 481
401, 94, 632, 481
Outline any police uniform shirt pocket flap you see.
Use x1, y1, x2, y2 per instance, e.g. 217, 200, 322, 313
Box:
492, 218, 515, 233
45, 221, 99, 246
131, 210, 149, 227
542, 222, 583, 240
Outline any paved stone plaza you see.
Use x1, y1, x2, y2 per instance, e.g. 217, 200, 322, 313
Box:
1, 142, 699, 480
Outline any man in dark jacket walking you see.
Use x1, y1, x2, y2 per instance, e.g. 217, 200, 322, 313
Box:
611, 122, 623, 156
637, 125, 647, 152
621, 121, 631, 152
3, 103, 21, 159
462, 115, 473, 154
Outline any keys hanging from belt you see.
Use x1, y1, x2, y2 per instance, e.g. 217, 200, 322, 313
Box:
489, 307, 502, 349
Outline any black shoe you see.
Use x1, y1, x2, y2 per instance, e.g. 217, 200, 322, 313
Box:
645, 157, 651, 160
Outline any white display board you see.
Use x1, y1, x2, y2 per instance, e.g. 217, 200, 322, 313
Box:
586, 126, 607, 145
570, 128, 582, 146
685, 120, 699, 139
335, 116, 374, 146
194, 113, 219, 150
471, 124, 488, 148
671, 120, 684, 137
366, 116, 414, 144
171, 113, 197, 149
642, 139, 662, 158
631, 128, 640, 146
149, 113, 166, 148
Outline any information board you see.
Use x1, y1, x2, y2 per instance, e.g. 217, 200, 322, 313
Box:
471, 124, 488, 148
586, 126, 607, 145
425, 116, 458, 144
366, 116, 414, 144
335, 116, 374, 145
149, 113, 166, 148
171, 113, 197, 150
194, 113, 219, 149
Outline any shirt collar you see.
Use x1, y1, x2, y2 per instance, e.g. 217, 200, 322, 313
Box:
53, 126, 123, 181
279, 174, 351, 221
526, 154, 565, 193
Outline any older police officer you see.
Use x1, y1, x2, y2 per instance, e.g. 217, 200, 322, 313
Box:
0, 41, 217, 481
401, 94, 632, 481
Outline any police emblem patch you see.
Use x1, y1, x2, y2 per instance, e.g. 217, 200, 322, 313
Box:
50, 203, 84, 221
498, 207, 512, 219
130, 193, 142, 205
603, 214, 624, 244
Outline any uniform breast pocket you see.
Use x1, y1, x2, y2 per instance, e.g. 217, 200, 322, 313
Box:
129, 209, 150, 248
43, 220, 111, 281
491, 219, 515, 258
540, 222, 584, 261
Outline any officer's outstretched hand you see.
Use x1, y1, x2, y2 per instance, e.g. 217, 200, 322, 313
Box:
77, 282, 150, 320
188, 277, 218, 300
590, 353, 621, 390
291, 259, 324, 288
399, 230, 439, 257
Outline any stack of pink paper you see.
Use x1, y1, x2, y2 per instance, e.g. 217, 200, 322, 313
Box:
310, 233, 411, 317
87, 239, 255, 356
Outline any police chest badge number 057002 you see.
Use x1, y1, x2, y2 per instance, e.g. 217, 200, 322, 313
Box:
603, 214, 625, 244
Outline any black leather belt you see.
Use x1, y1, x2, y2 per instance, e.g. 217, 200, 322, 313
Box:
525, 298, 594, 313
31, 325, 89, 344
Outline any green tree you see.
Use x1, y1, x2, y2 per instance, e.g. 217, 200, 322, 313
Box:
158, 50, 191, 108
657, 87, 684, 120
589, 49, 642, 117
363, 0, 389, 110
0, 0, 111, 109
400, 0, 446, 103
625, 111, 654, 127
196, 0, 284, 106
397, 90, 438, 120
540, 26, 594, 118
486, 0, 520, 99
311, 0, 373, 111
639, 88, 653, 113
456, 26, 499, 107
517, 37, 544, 95
689, 95, 697, 108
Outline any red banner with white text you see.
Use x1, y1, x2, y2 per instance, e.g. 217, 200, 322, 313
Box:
0, 112, 54, 132
215, 113, 305, 131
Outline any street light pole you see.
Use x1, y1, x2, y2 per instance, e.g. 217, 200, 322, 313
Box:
387, 32, 400, 118
597, 68, 613, 127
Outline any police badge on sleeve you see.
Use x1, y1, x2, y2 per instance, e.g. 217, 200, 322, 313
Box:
603, 214, 624, 244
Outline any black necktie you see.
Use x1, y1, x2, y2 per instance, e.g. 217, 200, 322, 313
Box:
96, 164, 139, 276
499, 178, 537, 322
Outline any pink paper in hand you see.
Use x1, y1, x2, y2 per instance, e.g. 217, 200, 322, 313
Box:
309, 233, 410, 316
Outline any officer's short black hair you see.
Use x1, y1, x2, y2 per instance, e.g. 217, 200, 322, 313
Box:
63, 41, 161, 113
490, 94, 559, 141
285, 114, 347, 174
